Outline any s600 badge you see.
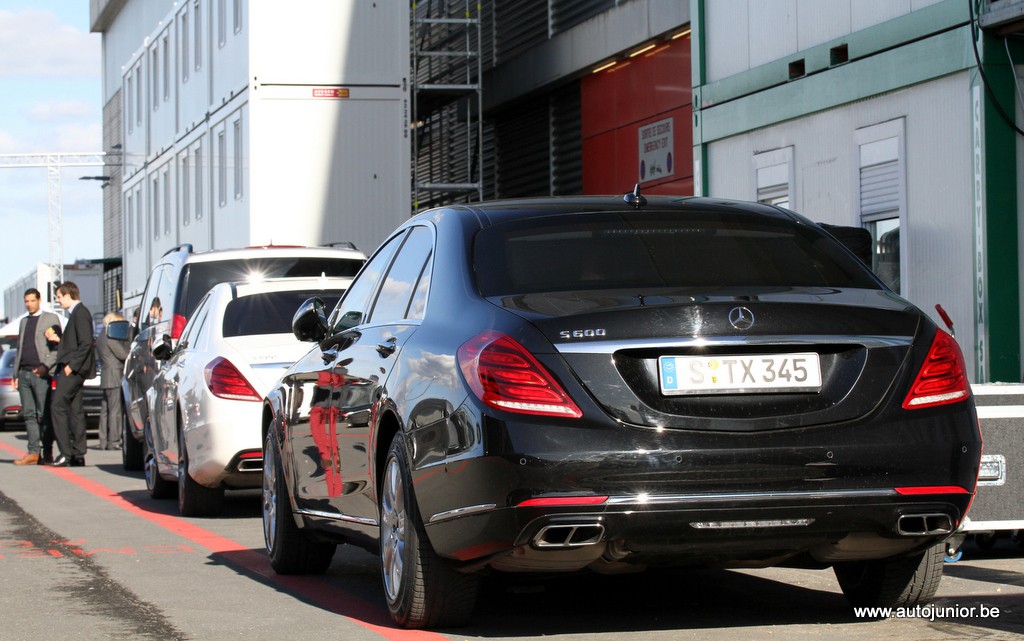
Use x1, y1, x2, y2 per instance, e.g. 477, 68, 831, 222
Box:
559, 328, 607, 340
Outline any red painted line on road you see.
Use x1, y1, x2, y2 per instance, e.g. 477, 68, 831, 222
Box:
1, 441, 447, 641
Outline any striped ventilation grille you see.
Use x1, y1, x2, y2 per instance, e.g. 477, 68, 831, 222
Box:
859, 160, 899, 218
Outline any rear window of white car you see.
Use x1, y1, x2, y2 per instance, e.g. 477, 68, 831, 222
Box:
184, 256, 362, 320
222, 290, 345, 337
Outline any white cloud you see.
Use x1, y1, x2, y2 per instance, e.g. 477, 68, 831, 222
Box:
0, 9, 99, 78
25, 100, 96, 122
0, 120, 100, 153
50, 121, 102, 151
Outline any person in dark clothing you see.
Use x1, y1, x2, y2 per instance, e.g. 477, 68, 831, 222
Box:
49, 282, 96, 467
95, 311, 129, 450
12, 289, 61, 465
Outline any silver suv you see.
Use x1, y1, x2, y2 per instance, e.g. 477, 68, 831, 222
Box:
121, 243, 365, 470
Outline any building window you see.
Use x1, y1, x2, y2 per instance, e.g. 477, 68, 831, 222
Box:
181, 12, 189, 82
182, 155, 190, 225
163, 35, 170, 101
164, 167, 172, 234
195, 0, 203, 70
195, 145, 204, 220
136, 186, 144, 247
218, 130, 227, 207
152, 47, 159, 111
126, 75, 133, 134
135, 66, 142, 126
152, 176, 160, 239
856, 119, 906, 294
126, 193, 134, 251
233, 0, 242, 33
753, 147, 793, 208
233, 117, 243, 199
218, 0, 226, 48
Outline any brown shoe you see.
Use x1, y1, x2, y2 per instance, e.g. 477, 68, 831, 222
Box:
14, 453, 40, 466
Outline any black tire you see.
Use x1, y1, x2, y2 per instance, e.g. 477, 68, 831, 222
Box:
122, 407, 144, 471
178, 421, 224, 517
834, 543, 944, 609
263, 427, 336, 574
144, 421, 176, 500
380, 432, 479, 628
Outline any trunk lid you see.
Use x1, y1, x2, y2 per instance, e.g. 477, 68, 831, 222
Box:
491, 287, 922, 431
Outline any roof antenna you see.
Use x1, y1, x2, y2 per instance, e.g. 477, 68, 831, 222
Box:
624, 183, 647, 209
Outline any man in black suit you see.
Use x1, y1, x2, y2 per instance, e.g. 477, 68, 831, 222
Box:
50, 282, 96, 467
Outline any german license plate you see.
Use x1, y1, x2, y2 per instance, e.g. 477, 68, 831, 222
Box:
658, 353, 822, 395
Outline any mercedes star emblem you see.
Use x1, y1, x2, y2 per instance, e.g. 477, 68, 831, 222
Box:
728, 306, 755, 330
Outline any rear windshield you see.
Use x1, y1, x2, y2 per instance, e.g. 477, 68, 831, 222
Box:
182, 257, 361, 320
222, 290, 345, 338
474, 211, 881, 296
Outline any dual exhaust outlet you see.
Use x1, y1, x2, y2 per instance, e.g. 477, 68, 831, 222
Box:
897, 513, 953, 536
533, 523, 605, 548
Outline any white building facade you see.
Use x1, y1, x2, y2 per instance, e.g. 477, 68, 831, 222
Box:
92, 0, 411, 310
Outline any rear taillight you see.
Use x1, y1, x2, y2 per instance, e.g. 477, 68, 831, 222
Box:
204, 357, 261, 401
0, 378, 12, 387
902, 329, 970, 410
171, 313, 187, 340
458, 331, 583, 419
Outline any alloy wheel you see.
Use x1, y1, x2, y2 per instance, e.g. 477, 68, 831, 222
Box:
262, 437, 278, 552
380, 455, 407, 603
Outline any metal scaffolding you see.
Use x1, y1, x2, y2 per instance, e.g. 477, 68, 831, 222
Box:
0, 152, 107, 303
411, 0, 484, 212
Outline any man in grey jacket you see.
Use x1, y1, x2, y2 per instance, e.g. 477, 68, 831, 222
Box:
12, 288, 61, 465
95, 311, 130, 450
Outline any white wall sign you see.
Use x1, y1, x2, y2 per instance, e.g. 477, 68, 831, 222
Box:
638, 117, 674, 183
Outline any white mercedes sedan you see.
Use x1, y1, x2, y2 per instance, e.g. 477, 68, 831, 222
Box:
144, 276, 349, 516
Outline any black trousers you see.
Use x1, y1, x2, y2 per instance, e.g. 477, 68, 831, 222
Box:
51, 370, 87, 458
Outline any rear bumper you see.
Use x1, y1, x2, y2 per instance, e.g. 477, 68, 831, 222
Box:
83, 384, 103, 418
423, 486, 969, 571
185, 401, 263, 489
411, 398, 981, 571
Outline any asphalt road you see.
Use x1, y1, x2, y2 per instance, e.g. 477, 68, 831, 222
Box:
1, 428, 1022, 641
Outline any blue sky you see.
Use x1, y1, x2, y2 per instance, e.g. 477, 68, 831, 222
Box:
0, 1, 102, 318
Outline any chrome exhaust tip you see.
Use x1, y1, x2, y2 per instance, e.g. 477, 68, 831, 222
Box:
532, 523, 605, 548
236, 458, 263, 473
897, 513, 953, 536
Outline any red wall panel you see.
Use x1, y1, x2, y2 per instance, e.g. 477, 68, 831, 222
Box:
582, 36, 693, 196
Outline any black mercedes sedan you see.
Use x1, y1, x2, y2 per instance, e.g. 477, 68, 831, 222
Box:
261, 193, 981, 628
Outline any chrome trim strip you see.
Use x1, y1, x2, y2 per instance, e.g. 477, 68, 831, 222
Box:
555, 335, 914, 354
249, 362, 293, 369
295, 508, 379, 527
605, 488, 897, 506
428, 503, 497, 524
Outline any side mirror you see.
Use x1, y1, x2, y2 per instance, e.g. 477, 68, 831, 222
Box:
107, 320, 131, 341
292, 297, 329, 342
153, 335, 173, 361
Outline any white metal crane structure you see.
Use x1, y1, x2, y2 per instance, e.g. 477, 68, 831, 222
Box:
0, 152, 107, 305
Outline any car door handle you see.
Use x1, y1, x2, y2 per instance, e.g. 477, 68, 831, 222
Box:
376, 337, 398, 357
322, 347, 339, 364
